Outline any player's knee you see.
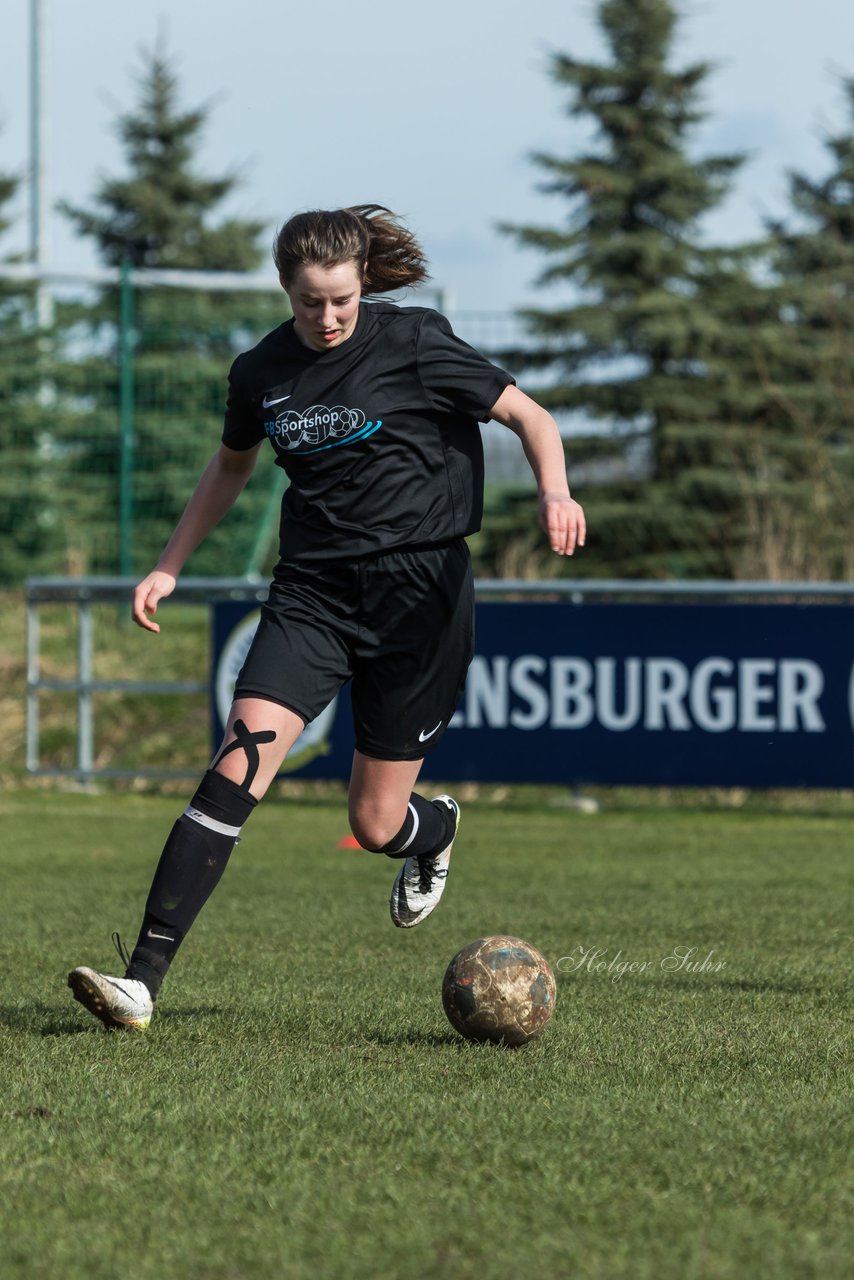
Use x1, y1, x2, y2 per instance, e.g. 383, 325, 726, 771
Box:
213, 757, 272, 801
348, 800, 403, 852
349, 814, 390, 852
213, 717, 281, 799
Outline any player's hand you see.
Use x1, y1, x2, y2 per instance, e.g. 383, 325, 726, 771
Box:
539, 492, 586, 556
132, 570, 177, 633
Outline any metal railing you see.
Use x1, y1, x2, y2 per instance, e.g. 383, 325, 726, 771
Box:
26, 577, 267, 781
25, 575, 854, 782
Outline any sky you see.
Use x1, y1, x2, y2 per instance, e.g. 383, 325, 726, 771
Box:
2, 0, 853, 314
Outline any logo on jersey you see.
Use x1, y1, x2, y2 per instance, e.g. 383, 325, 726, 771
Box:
264, 403, 382, 455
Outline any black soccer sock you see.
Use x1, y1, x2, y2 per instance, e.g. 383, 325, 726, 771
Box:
377, 793, 456, 859
125, 770, 257, 998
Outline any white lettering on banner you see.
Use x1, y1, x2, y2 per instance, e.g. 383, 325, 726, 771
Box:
689, 658, 735, 731
598, 658, 642, 731
449, 655, 828, 734
740, 659, 776, 731
551, 659, 593, 728
465, 656, 508, 727
510, 656, 549, 729
645, 659, 691, 730
780, 661, 825, 731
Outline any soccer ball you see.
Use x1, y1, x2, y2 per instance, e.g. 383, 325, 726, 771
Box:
441, 935, 557, 1047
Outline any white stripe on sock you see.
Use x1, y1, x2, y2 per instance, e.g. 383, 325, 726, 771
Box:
396, 802, 420, 854
183, 805, 242, 838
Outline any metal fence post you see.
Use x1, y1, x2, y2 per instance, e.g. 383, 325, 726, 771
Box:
77, 596, 94, 781
118, 259, 135, 577
26, 599, 40, 772
243, 470, 282, 579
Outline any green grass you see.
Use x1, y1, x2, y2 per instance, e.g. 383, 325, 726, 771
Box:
0, 792, 850, 1279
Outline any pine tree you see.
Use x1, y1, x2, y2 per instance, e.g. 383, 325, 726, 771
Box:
59, 45, 284, 576
746, 77, 854, 579
0, 157, 61, 582
494, 0, 761, 578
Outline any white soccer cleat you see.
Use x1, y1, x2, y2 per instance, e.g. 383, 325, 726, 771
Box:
68, 967, 154, 1030
390, 795, 460, 929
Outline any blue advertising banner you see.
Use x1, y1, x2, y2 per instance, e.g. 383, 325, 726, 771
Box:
212, 602, 854, 788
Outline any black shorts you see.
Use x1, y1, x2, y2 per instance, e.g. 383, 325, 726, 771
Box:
234, 540, 475, 761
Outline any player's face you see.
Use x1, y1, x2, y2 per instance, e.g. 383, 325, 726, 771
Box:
285, 261, 363, 351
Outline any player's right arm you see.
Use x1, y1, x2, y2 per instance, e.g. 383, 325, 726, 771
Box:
132, 442, 263, 632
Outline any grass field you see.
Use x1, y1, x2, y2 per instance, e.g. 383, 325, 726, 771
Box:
0, 790, 850, 1280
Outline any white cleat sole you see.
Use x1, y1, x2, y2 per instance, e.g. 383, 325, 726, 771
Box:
68, 967, 152, 1031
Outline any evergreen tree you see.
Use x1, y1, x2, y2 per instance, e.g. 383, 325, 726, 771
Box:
0, 156, 61, 583
748, 77, 854, 579
494, 0, 760, 578
62, 49, 262, 274
0, 167, 19, 258
60, 45, 284, 576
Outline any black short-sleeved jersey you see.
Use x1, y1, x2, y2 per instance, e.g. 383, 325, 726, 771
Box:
222, 300, 515, 561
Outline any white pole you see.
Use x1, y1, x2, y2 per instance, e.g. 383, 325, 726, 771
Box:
29, 0, 53, 329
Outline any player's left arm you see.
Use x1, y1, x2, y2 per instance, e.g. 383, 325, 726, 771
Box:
488, 384, 586, 557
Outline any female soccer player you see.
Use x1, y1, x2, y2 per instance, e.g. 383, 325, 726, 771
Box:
68, 205, 586, 1029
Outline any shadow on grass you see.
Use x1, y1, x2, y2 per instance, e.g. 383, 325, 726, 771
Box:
366, 1027, 463, 1048
0, 1004, 91, 1036
0, 1003, 224, 1036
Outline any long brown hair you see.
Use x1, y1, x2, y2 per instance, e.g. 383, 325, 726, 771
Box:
273, 205, 429, 294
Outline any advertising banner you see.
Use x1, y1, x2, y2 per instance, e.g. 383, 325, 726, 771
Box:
213, 601, 854, 788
